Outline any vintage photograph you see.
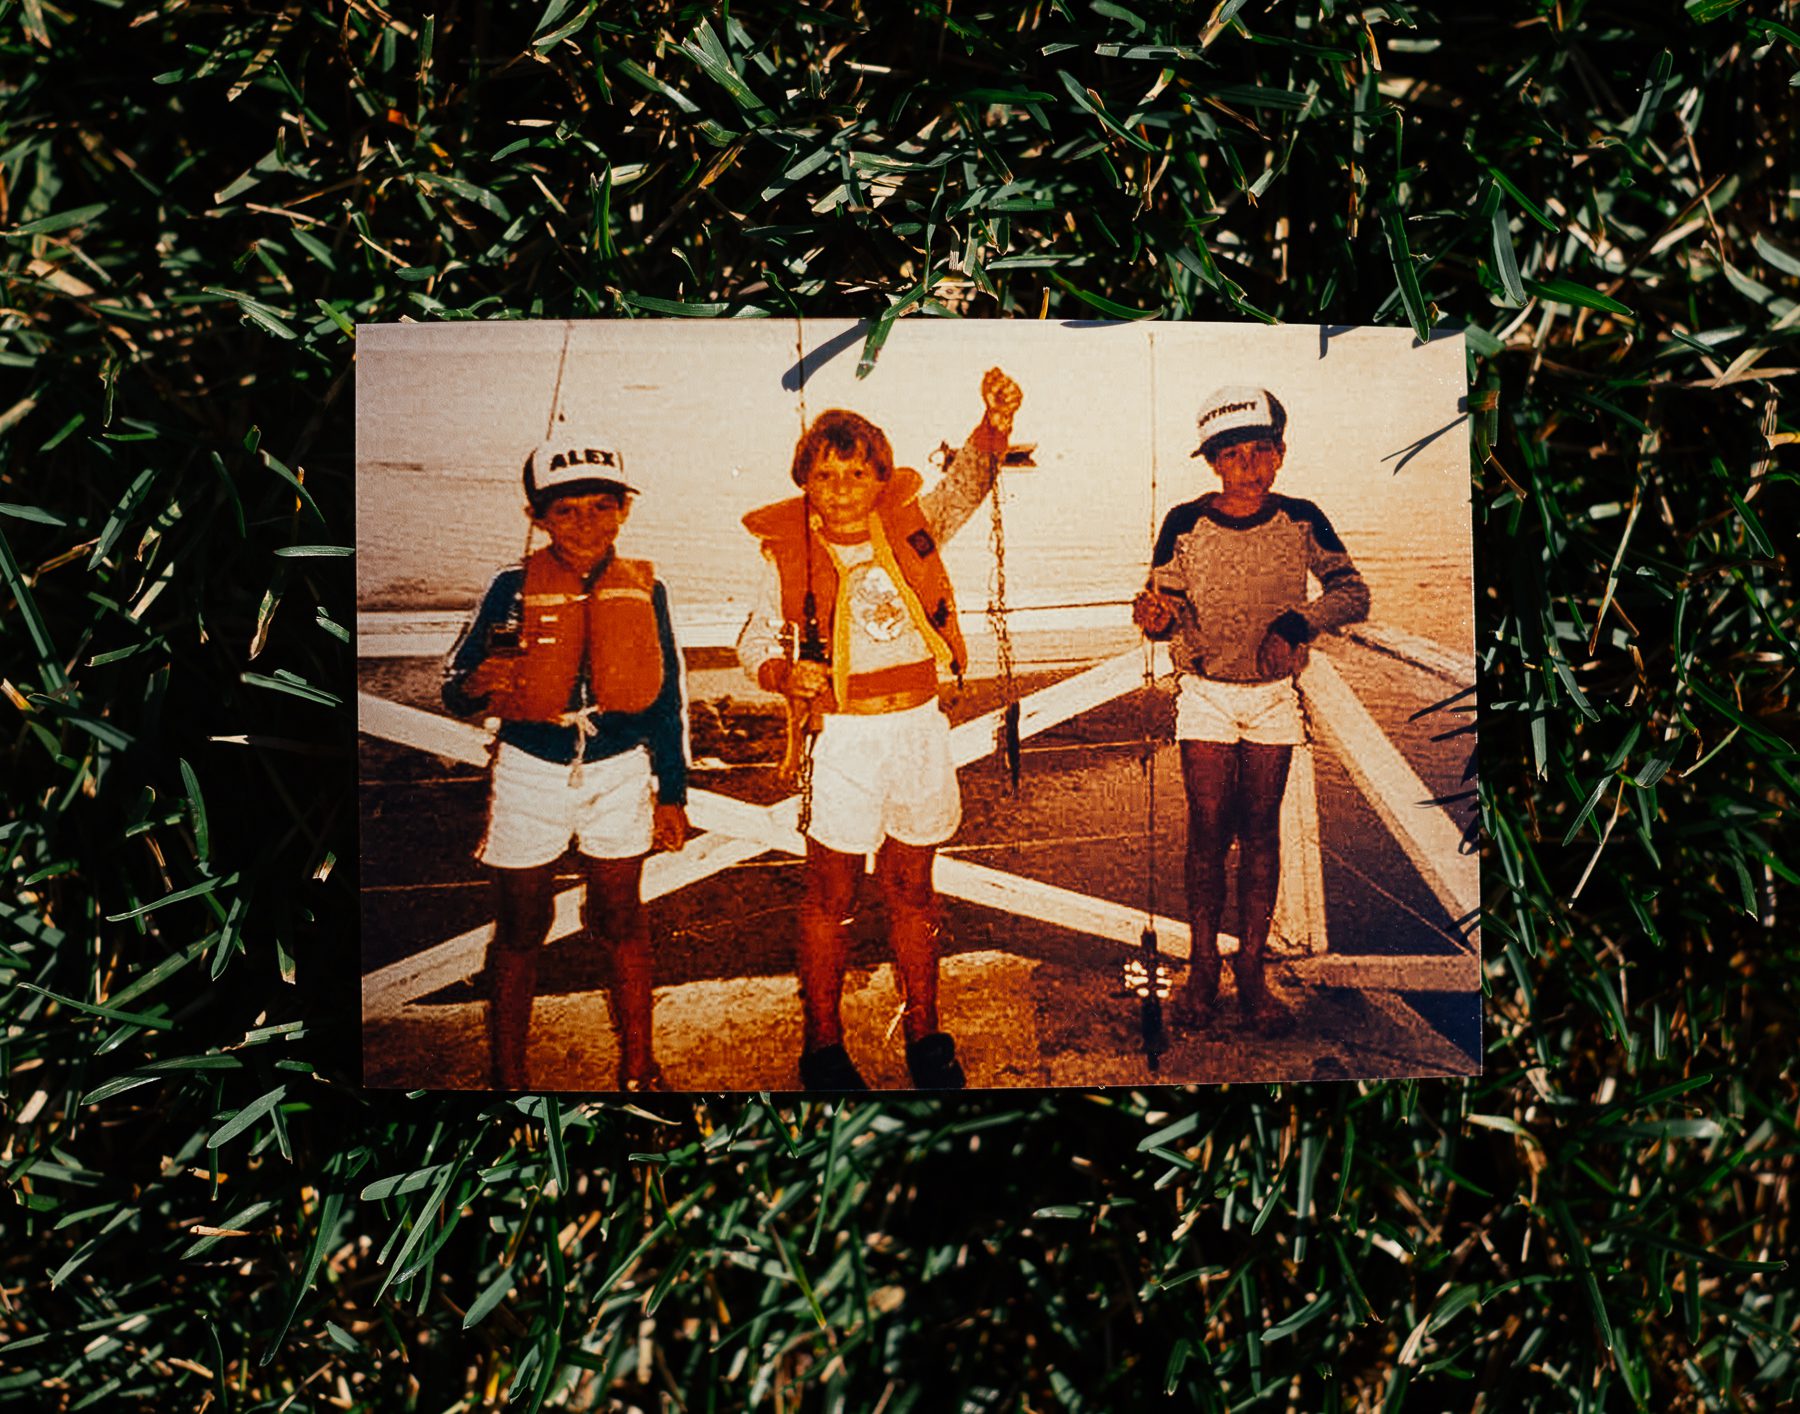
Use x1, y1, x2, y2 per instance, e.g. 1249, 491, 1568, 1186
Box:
357, 318, 1478, 1091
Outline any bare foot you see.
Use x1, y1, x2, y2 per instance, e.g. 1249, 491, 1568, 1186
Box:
620, 1061, 667, 1094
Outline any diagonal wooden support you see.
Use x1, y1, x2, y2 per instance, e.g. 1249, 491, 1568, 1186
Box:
361, 830, 773, 1023
358, 614, 1479, 1028
949, 645, 1165, 767
1298, 653, 1479, 926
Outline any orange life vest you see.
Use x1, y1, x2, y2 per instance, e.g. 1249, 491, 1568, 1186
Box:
742, 467, 966, 713
487, 549, 664, 722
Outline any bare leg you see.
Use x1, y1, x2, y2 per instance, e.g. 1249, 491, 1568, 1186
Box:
1172, 741, 1236, 1027
583, 854, 657, 1088
799, 840, 861, 1053
880, 839, 964, 1087
485, 864, 556, 1089
1231, 743, 1294, 1034
877, 839, 940, 1043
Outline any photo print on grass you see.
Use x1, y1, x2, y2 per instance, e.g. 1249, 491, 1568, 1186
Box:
357, 318, 1478, 1093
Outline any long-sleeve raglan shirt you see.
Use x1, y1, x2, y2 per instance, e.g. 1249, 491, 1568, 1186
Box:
736, 425, 1005, 684
1148, 492, 1370, 683
442, 569, 688, 806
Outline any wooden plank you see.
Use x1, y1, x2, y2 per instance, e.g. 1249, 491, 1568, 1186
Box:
1273, 743, 1328, 953
683, 791, 802, 854
647, 832, 774, 897
1357, 989, 1481, 1074
359, 691, 489, 767
363, 831, 772, 1019
949, 643, 1168, 768
363, 892, 568, 1024
1300, 653, 1480, 923
1344, 622, 1473, 689
356, 691, 803, 854
1289, 952, 1476, 992
935, 855, 1210, 960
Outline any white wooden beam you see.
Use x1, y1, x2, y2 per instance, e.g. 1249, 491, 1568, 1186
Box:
361, 827, 772, 1022
359, 690, 489, 767
1298, 653, 1480, 923
1289, 952, 1476, 992
948, 643, 1167, 767
1273, 742, 1328, 953
934, 855, 1203, 959
1343, 623, 1473, 689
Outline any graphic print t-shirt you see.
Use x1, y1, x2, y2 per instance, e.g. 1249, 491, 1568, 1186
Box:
826, 537, 932, 676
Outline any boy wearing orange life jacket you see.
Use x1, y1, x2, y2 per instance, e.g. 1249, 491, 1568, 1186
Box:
738, 368, 1023, 1091
443, 435, 690, 1092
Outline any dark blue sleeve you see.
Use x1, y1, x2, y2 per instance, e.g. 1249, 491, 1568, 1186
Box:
1151, 498, 1208, 569
441, 567, 522, 718
643, 580, 689, 807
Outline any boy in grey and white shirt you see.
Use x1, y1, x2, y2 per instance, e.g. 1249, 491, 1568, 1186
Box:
1134, 386, 1370, 1037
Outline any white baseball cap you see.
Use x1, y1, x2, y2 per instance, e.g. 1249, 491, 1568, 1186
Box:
1191, 386, 1287, 458
523, 433, 640, 509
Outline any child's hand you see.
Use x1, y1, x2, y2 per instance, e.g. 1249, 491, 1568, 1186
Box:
463, 657, 519, 701
1255, 631, 1298, 679
1133, 589, 1178, 639
981, 367, 1023, 437
787, 660, 831, 701
652, 803, 690, 853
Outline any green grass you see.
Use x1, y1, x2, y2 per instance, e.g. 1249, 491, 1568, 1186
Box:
2, 2, 1795, 1409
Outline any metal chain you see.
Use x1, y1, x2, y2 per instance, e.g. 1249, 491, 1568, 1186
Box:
795, 731, 817, 838
986, 471, 1016, 691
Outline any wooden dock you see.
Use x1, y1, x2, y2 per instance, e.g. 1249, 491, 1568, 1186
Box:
357, 608, 1480, 1090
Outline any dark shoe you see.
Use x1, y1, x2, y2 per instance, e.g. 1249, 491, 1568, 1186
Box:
798, 1043, 869, 1092
904, 1032, 966, 1090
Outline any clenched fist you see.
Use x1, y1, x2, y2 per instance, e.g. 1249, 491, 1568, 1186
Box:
1255, 630, 1300, 680
1133, 589, 1179, 640
981, 367, 1024, 438
787, 659, 831, 701
463, 656, 519, 701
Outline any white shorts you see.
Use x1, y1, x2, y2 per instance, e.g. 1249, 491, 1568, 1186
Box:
1175, 676, 1305, 747
479, 742, 654, 869
806, 699, 960, 856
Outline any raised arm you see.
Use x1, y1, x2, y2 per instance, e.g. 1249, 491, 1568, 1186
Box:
920, 367, 1023, 543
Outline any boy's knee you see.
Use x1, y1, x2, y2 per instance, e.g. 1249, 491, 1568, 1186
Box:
491, 907, 549, 954
1186, 814, 1233, 855
804, 879, 856, 923
1242, 812, 1283, 850
881, 872, 936, 915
